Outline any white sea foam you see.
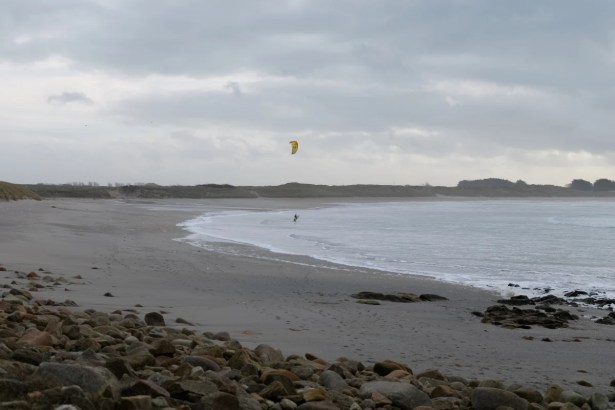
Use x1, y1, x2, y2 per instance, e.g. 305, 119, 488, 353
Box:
177, 199, 615, 300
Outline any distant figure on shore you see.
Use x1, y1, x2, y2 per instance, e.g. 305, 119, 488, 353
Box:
293, 214, 299, 223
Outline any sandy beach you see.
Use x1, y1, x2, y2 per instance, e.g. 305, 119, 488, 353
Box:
1, 198, 613, 394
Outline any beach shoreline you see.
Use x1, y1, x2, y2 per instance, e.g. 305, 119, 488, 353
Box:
1, 198, 614, 393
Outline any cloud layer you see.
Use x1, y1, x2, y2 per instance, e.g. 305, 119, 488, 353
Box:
2, 0, 615, 185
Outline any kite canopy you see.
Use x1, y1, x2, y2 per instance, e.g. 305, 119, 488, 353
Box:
289, 140, 299, 155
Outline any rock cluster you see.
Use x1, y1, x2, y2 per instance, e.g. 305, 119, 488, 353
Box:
477, 304, 578, 329
483, 295, 615, 328
351, 292, 448, 305
505, 285, 615, 311
1, 265, 615, 409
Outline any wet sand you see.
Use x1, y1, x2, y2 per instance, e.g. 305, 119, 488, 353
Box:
1, 198, 613, 392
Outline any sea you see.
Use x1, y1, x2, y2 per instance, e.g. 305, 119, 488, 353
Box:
176, 199, 615, 301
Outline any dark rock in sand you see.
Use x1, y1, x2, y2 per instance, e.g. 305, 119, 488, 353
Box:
352, 291, 421, 303
577, 297, 615, 308
143, 311, 165, 326
353, 291, 447, 303
533, 294, 567, 305
481, 305, 576, 329
595, 312, 615, 325
564, 290, 588, 297
420, 293, 448, 301
175, 317, 193, 325
356, 299, 381, 305
498, 295, 533, 305
213, 331, 231, 341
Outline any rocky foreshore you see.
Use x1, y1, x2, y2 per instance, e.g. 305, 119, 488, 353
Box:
475, 294, 615, 329
1, 264, 615, 410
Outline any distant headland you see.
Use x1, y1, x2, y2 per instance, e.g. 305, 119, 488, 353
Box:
1, 177, 613, 200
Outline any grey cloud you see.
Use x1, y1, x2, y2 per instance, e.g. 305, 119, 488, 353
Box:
4, 0, 615, 185
5, 1, 614, 78
224, 81, 242, 96
47, 91, 93, 105
109, 76, 615, 158
5, 1, 615, 104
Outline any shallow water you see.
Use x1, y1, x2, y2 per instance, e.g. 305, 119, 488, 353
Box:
177, 199, 615, 300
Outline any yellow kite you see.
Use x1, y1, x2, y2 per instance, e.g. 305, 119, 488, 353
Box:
289, 140, 299, 155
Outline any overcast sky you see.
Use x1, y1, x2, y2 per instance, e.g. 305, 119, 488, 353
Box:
2, 0, 615, 186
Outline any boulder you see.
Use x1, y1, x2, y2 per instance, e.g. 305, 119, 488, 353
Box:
0, 378, 29, 402
360, 381, 432, 410
261, 373, 297, 396
228, 349, 261, 372
351, 292, 421, 303
261, 369, 300, 383
560, 390, 588, 407
471, 387, 528, 410
514, 386, 544, 403
149, 338, 176, 356
105, 357, 137, 379
167, 379, 218, 397
318, 370, 348, 390
589, 392, 608, 410
119, 395, 152, 410
254, 344, 285, 363
545, 384, 564, 403
122, 379, 170, 398
144, 312, 165, 326
202, 391, 240, 410
297, 402, 341, 410
33, 362, 118, 400
17, 329, 55, 347
30, 385, 96, 410
181, 355, 220, 372
260, 380, 294, 400
373, 359, 409, 376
